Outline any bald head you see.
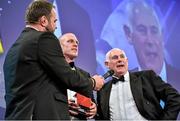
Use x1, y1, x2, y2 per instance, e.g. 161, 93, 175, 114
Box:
105, 48, 128, 77
59, 33, 79, 63
59, 33, 79, 45
105, 48, 127, 62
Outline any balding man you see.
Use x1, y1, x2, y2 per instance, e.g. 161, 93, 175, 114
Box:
97, 48, 180, 120
59, 33, 97, 120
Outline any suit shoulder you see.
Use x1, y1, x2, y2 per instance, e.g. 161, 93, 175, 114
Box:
41, 31, 56, 37
37, 32, 60, 48
131, 70, 156, 79
132, 69, 155, 75
38, 32, 58, 40
76, 67, 90, 77
100, 80, 112, 91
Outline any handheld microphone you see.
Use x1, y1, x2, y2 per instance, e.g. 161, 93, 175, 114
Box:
103, 70, 114, 79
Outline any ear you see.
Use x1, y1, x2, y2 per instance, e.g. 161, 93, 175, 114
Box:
105, 61, 109, 68
126, 58, 128, 63
39, 16, 48, 27
123, 24, 133, 44
160, 30, 164, 46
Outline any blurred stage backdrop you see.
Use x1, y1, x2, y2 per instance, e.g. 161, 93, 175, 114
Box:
0, 0, 180, 119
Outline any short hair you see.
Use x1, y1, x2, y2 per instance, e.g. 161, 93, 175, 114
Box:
105, 48, 127, 62
25, 0, 54, 24
59, 33, 79, 45
124, 0, 162, 34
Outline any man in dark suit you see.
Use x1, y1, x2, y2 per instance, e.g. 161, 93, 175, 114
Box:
59, 33, 97, 120
3, 0, 104, 120
96, 48, 180, 120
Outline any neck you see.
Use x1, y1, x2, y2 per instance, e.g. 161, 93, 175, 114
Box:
26, 24, 46, 32
64, 55, 75, 63
115, 73, 125, 78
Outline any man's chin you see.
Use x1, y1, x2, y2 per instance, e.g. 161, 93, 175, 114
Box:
144, 64, 158, 71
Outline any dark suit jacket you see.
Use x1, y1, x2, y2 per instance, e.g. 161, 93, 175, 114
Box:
97, 70, 180, 120
75, 67, 94, 99
70, 66, 95, 120
166, 62, 180, 92
3, 27, 93, 120
130, 62, 180, 93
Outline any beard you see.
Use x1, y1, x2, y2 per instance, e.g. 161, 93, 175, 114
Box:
45, 27, 53, 33
45, 25, 56, 33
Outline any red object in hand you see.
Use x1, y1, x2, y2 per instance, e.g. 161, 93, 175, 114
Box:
76, 93, 91, 109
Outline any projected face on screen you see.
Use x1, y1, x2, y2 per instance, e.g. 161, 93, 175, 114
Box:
123, 3, 164, 75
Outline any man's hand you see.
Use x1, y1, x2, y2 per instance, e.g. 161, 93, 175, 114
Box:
68, 99, 80, 116
92, 75, 104, 91
85, 102, 97, 119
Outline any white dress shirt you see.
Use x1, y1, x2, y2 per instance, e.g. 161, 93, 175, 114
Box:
109, 71, 147, 120
67, 66, 77, 103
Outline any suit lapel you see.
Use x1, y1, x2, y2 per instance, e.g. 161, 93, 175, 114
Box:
129, 73, 145, 114
100, 81, 113, 119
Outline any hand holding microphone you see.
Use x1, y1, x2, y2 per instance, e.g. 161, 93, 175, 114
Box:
91, 70, 114, 91
102, 70, 114, 79
91, 75, 104, 91
68, 70, 114, 117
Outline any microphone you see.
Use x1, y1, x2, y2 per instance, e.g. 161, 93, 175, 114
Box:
103, 70, 114, 79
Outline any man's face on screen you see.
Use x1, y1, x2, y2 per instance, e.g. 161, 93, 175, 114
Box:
131, 7, 164, 74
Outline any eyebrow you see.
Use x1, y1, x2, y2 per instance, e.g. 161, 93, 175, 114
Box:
111, 54, 125, 58
67, 39, 79, 44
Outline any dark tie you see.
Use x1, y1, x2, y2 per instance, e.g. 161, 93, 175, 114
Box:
69, 62, 75, 68
112, 76, 124, 84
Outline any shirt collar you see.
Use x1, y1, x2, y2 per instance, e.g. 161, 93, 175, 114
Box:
112, 71, 130, 82
138, 61, 167, 82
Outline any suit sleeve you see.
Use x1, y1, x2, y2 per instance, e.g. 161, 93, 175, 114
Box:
37, 32, 93, 97
149, 70, 180, 120
96, 90, 105, 120
77, 68, 96, 100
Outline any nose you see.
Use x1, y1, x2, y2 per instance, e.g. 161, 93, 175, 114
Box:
146, 30, 154, 47
118, 59, 123, 63
73, 42, 78, 47
117, 57, 123, 63
71, 42, 78, 49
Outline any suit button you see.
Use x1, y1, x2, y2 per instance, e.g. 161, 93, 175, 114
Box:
146, 101, 150, 105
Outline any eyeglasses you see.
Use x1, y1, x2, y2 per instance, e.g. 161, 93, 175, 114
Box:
111, 54, 126, 60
